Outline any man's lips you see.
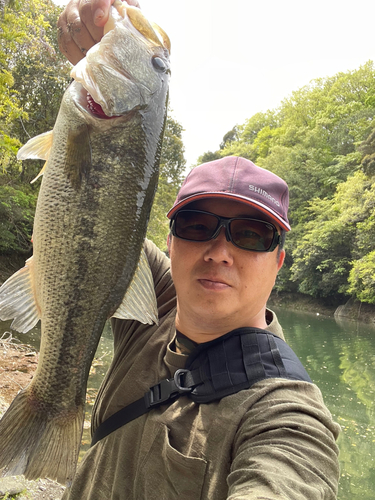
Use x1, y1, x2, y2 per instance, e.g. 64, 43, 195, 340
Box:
197, 278, 231, 290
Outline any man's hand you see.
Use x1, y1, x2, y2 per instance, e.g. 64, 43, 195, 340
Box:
57, 0, 141, 65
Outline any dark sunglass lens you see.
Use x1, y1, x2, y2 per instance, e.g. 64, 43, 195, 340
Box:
174, 211, 218, 241
230, 219, 274, 251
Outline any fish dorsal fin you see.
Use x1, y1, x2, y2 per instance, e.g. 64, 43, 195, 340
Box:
112, 248, 158, 325
17, 130, 54, 161
0, 256, 41, 333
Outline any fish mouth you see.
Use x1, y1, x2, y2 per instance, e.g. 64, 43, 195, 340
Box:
86, 92, 120, 119
72, 82, 121, 120
70, 2, 170, 119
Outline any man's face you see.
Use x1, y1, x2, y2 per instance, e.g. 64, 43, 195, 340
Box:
168, 198, 285, 342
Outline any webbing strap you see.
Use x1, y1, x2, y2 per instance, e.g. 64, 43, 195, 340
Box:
91, 328, 312, 446
208, 341, 232, 391
91, 369, 192, 447
241, 332, 267, 382
267, 333, 287, 378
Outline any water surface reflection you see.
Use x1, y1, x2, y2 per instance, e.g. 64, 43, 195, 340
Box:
273, 308, 375, 500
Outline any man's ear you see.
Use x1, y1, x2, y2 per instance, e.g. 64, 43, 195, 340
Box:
277, 249, 285, 271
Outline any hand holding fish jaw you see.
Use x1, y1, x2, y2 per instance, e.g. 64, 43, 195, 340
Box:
57, 0, 141, 65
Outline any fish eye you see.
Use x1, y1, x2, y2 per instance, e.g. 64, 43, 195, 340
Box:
152, 56, 167, 72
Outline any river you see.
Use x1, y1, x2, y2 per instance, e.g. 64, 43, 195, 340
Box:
1, 309, 374, 499
273, 307, 375, 500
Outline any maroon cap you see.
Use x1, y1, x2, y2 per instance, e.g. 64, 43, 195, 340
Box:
167, 156, 290, 231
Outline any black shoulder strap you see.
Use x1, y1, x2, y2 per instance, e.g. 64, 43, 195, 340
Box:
91, 328, 311, 446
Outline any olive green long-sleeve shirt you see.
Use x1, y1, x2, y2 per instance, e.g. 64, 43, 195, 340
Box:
62, 239, 340, 500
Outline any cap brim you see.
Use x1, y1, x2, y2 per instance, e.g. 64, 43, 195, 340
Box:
167, 192, 291, 231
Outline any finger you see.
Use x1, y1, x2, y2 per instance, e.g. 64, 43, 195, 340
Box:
57, 0, 89, 65
91, 0, 115, 27
92, 0, 141, 27
80, 0, 106, 43
58, 0, 98, 65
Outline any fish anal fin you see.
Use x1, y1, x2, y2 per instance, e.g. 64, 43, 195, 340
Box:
30, 160, 48, 184
112, 247, 158, 325
0, 256, 41, 333
64, 125, 92, 190
17, 130, 54, 161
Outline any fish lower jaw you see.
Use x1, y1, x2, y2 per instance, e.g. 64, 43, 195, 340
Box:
86, 93, 121, 119
71, 81, 121, 120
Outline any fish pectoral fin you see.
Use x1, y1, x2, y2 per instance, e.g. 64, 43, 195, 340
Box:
17, 130, 54, 161
17, 130, 54, 184
64, 124, 92, 190
0, 255, 41, 333
112, 247, 159, 325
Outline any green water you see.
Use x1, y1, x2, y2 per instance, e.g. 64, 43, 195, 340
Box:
272, 307, 375, 500
1, 309, 375, 498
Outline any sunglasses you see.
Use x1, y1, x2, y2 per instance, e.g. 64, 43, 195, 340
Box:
170, 209, 281, 252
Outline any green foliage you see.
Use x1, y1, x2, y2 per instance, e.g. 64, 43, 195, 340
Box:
290, 171, 375, 299
0, 186, 36, 253
359, 127, 375, 176
348, 251, 375, 304
147, 113, 186, 251
198, 62, 375, 302
0, 0, 185, 258
219, 126, 239, 150
196, 150, 221, 165
0, 0, 70, 183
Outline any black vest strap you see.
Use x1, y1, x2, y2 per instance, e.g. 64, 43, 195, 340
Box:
91, 328, 311, 447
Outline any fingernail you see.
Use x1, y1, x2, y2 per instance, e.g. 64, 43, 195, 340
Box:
94, 8, 105, 23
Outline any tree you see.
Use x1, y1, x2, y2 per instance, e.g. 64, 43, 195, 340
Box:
359, 127, 375, 176
196, 150, 221, 165
0, 0, 186, 256
147, 113, 186, 251
0, 0, 70, 184
0, 0, 68, 254
348, 251, 375, 304
290, 170, 375, 299
205, 63, 375, 300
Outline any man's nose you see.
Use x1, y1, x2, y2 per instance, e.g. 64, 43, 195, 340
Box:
203, 228, 234, 264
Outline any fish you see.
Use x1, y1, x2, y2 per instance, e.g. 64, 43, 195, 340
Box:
0, 1, 170, 485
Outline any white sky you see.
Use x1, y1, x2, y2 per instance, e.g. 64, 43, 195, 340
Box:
54, 0, 375, 169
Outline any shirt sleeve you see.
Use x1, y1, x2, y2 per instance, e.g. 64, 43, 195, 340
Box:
142, 239, 176, 318
227, 379, 341, 500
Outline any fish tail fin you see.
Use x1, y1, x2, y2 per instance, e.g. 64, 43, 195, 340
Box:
0, 389, 84, 485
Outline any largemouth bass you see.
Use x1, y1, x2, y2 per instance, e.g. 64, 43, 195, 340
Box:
0, 2, 170, 484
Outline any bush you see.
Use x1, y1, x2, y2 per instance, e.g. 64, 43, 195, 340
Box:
348, 251, 375, 304
0, 186, 36, 253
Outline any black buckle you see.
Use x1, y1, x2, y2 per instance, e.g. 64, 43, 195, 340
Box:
144, 369, 192, 408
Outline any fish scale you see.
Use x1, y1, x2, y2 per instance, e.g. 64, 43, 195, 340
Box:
0, 2, 170, 485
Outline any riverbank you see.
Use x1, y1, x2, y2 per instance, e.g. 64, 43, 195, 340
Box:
268, 291, 375, 324
0, 335, 65, 499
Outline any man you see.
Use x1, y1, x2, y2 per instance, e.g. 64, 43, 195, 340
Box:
58, 3, 340, 499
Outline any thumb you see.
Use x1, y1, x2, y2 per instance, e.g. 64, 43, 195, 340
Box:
93, 0, 141, 27
92, 0, 115, 27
